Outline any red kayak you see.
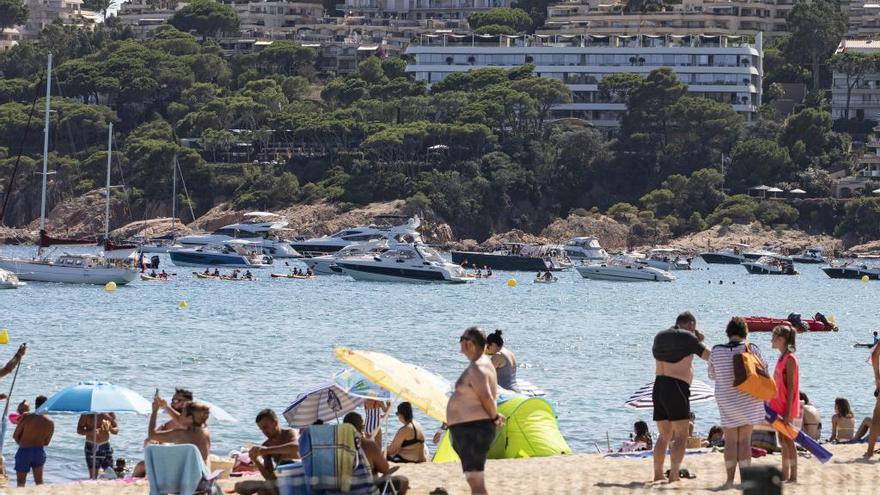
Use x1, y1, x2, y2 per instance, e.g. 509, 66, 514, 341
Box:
744, 316, 837, 333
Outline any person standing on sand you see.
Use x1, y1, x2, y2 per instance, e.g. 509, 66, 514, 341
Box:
864, 338, 880, 458
446, 327, 505, 495
13, 395, 53, 487
77, 412, 118, 479
769, 325, 800, 483
651, 312, 709, 483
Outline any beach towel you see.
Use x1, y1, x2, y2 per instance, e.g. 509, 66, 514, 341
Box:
301, 424, 359, 492
144, 444, 222, 495
604, 449, 708, 459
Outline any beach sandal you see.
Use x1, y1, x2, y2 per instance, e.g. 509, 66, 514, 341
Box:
429, 489, 450, 495
664, 469, 696, 480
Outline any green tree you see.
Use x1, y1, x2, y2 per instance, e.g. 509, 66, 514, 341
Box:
357, 56, 385, 84
780, 108, 833, 157
467, 8, 532, 32
598, 73, 645, 102
0, 0, 27, 30
729, 139, 793, 190
82, 0, 115, 20
786, 0, 847, 89
169, 0, 239, 41
829, 52, 879, 119
835, 197, 880, 240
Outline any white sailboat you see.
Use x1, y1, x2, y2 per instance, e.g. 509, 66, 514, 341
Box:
0, 54, 138, 285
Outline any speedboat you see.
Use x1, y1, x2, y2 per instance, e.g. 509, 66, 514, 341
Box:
743, 247, 782, 260
576, 256, 675, 282
303, 240, 389, 275
792, 247, 826, 264
452, 243, 571, 272
742, 256, 798, 275
699, 245, 746, 264
563, 236, 609, 262
169, 241, 272, 268
639, 248, 691, 270
178, 212, 300, 258
290, 216, 421, 257
135, 235, 183, 254
822, 261, 880, 280
336, 243, 469, 283
0, 253, 138, 285
0, 269, 25, 289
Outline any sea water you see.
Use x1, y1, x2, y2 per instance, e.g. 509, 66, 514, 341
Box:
0, 246, 878, 481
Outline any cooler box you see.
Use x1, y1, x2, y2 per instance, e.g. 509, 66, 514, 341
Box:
277, 462, 307, 495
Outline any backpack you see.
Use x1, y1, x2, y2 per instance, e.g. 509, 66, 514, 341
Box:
732, 343, 777, 401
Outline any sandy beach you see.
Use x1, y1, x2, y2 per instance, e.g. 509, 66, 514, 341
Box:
8, 443, 879, 494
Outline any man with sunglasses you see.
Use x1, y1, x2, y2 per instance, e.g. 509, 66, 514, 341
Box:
446, 327, 504, 495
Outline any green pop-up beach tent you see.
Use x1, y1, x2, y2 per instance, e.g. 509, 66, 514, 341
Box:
433, 396, 571, 462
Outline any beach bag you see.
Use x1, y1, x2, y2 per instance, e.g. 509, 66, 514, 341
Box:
733, 343, 777, 401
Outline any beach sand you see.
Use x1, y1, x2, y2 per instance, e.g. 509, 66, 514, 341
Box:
10, 443, 879, 494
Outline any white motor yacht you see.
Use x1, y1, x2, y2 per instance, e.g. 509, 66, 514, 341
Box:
290, 216, 421, 257
0, 269, 25, 289
178, 212, 300, 258
822, 261, 880, 280
792, 247, 826, 264
563, 236, 609, 262
742, 255, 798, 275
699, 244, 746, 264
169, 241, 272, 268
336, 243, 469, 283
303, 240, 390, 275
576, 256, 675, 282
640, 248, 691, 271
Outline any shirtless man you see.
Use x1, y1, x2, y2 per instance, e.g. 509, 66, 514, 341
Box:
77, 412, 118, 479
343, 412, 409, 494
234, 409, 300, 495
651, 311, 709, 483
13, 395, 53, 487
132, 388, 194, 478
147, 393, 211, 461
446, 326, 505, 495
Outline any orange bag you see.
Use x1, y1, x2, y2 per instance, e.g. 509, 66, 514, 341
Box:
733, 343, 777, 401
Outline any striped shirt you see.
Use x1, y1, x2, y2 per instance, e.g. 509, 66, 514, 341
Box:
708, 342, 767, 428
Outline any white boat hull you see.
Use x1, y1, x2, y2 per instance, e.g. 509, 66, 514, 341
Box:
576, 264, 675, 282
640, 259, 691, 271
0, 258, 139, 285
303, 256, 340, 275
340, 268, 466, 283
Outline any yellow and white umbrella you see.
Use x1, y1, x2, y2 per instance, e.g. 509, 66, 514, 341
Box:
334, 347, 452, 422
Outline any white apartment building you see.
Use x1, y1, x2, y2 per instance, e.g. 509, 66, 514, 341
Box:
406, 32, 762, 127
831, 39, 880, 122
343, 0, 510, 23
116, 0, 180, 37
0, 28, 22, 50
223, 0, 324, 38
20, 0, 96, 39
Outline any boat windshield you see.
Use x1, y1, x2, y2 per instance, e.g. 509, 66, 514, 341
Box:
381, 249, 416, 261
416, 245, 444, 263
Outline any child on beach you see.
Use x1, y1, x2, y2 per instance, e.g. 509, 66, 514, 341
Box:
13, 395, 54, 487
769, 325, 800, 483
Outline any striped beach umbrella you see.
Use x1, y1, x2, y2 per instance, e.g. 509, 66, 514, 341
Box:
282, 383, 363, 428
624, 379, 715, 410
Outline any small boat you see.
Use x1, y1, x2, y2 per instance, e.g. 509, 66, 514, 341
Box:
140, 274, 172, 281
303, 240, 390, 275
821, 261, 880, 280
742, 256, 798, 275
270, 273, 314, 279
563, 236, 609, 262
178, 212, 301, 258
0, 269, 25, 289
743, 314, 837, 332
337, 243, 469, 283
220, 275, 257, 282
792, 247, 826, 264
576, 257, 675, 282
170, 241, 272, 268
639, 248, 691, 271
699, 245, 746, 264
452, 243, 570, 272
193, 272, 219, 279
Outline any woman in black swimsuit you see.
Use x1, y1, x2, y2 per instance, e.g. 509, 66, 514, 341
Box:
386, 402, 426, 463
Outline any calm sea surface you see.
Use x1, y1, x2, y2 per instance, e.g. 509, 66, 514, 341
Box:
1, 246, 878, 482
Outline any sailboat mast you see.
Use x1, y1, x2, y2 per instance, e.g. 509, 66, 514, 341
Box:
171, 156, 177, 240
104, 122, 113, 240
38, 54, 52, 233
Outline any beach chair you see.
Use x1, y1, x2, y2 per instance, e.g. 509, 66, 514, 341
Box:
144, 444, 223, 495
300, 424, 377, 495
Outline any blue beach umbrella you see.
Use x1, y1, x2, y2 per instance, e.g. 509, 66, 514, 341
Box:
282, 383, 363, 428
334, 369, 393, 400
36, 381, 151, 478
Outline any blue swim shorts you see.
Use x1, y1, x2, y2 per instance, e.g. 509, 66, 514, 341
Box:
15, 446, 46, 473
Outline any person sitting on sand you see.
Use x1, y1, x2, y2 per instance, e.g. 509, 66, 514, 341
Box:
800, 393, 821, 440
619, 421, 652, 451
386, 402, 426, 463
147, 393, 211, 461
13, 395, 53, 487
77, 412, 118, 479
233, 409, 299, 495
485, 330, 519, 392
651, 312, 709, 484
830, 397, 855, 443
702, 426, 724, 448
344, 412, 409, 494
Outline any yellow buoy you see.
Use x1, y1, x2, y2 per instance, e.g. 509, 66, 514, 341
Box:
506, 278, 517, 288
0, 328, 9, 345
104, 281, 117, 292
179, 300, 188, 309
862, 275, 870, 283
828, 315, 836, 324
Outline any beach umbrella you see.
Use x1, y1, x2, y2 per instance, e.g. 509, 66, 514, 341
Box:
766, 187, 784, 198
158, 399, 238, 424
282, 383, 363, 428
790, 188, 807, 195
750, 185, 770, 199
873, 188, 880, 194
334, 369, 393, 400
335, 347, 452, 422
624, 379, 714, 410
36, 381, 151, 478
